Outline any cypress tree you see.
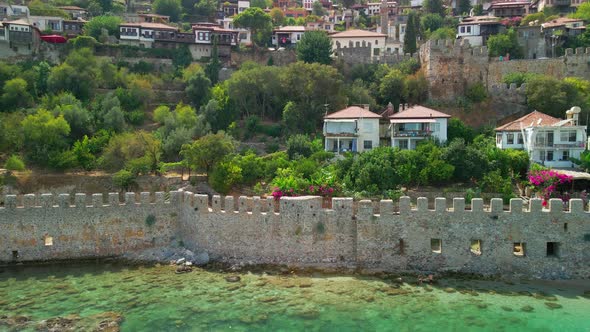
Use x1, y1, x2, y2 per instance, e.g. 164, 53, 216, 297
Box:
403, 12, 417, 55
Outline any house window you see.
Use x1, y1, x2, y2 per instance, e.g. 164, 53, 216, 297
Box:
460, 26, 465, 33
513, 242, 525, 256
398, 140, 408, 150
517, 133, 524, 144
466, 26, 472, 33
546, 242, 559, 257
560, 130, 576, 142
561, 150, 569, 161
547, 150, 554, 161
375, 39, 378, 45
470, 240, 482, 255
297, 34, 301, 41
496, 133, 502, 145
431, 239, 442, 253
363, 140, 373, 150
507, 133, 514, 144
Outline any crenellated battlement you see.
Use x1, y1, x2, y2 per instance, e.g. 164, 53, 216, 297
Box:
2, 191, 589, 278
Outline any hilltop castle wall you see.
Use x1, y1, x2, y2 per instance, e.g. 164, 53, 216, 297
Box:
1, 192, 589, 279
420, 40, 590, 100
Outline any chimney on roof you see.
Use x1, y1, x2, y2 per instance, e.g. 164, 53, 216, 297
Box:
399, 103, 403, 111
362, 104, 370, 111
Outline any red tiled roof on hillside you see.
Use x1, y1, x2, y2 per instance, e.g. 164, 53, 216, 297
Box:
330, 29, 386, 38
495, 111, 563, 131
324, 106, 382, 119
389, 105, 451, 119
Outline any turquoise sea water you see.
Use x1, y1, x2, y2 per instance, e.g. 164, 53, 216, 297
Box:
0, 262, 589, 331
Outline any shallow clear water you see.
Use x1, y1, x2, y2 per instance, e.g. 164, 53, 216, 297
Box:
0, 262, 589, 331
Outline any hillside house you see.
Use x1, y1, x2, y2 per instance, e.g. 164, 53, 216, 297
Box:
217, 17, 251, 45
495, 108, 588, 168
489, 1, 532, 18
30, 16, 63, 33
456, 16, 505, 46
323, 106, 381, 153
119, 22, 178, 48
58, 6, 87, 20
389, 105, 450, 150
0, 19, 41, 54
0, 4, 29, 20
330, 29, 387, 56
272, 26, 306, 46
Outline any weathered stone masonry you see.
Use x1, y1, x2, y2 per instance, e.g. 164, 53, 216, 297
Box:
1, 192, 589, 278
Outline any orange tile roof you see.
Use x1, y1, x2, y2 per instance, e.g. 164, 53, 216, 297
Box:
495, 111, 563, 131
330, 29, 386, 38
324, 106, 382, 119
541, 17, 583, 28
389, 105, 451, 119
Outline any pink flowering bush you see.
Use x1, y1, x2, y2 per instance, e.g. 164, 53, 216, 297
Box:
528, 170, 573, 206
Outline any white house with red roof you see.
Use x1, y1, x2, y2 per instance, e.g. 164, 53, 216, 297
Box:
323, 105, 382, 153
495, 108, 588, 168
389, 105, 451, 150
119, 22, 178, 48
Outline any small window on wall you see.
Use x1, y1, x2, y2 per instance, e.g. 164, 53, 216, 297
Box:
431, 239, 442, 253
363, 140, 373, 150
561, 150, 569, 161
44, 235, 53, 246
496, 133, 502, 145
460, 26, 465, 33
547, 150, 554, 161
517, 133, 524, 144
546, 242, 559, 257
507, 133, 514, 144
470, 240, 482, 255
513, 242, 525, 256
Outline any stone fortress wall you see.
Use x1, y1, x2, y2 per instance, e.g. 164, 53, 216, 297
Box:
419, 39, 590, 100
2, 191, 589, 278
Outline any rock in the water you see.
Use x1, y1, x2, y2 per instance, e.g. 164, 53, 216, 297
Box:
225, 275, 241, 283
521, 305, 534, 312
501, 306, 513, 312
194, 252, 209, 266
443, 288, 456, 293
545, 302, 562, 310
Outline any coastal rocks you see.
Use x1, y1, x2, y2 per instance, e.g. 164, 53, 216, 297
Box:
123, 247, 210, 266
225, 276, 241, 283
37, 315, 79, 331
520, 305, 535, 312
175, 265, 192, 274
544, 302, 562, 310
0, 314, 31, 330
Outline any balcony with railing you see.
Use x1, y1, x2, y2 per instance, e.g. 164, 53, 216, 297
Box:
392, 129, 433, 138
553, 0, 571, 6
534, 141, 585, 148
154, 31, 194, 43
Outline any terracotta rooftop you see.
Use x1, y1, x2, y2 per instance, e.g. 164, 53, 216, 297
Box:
389, 105, 451, 119
330, 29, 386, 38
324, 106, 382, 119
58, 6, 85, 10
495, 111, 564, 131
542, 17, 583, 28
120, 22, 177, 30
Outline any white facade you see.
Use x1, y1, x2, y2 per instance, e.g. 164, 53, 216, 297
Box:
457, 24, 483, 46
303, 0, 314, 11
391, 118, 448, 150
237, 0, 250, 13
495, 108, 588, 169
30, 16, 63, 32
323, 118, 380, 153
0, 4, 29, 18
272, 26, 306, 46
330, 30, 387, 56
218, 18, 251, 45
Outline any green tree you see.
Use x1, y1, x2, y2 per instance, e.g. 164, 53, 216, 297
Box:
286, 134, 313, 159
312, 1, 325, 16
181, 131, 236, 176
194, 0, 217, 19
420, 13, 443, 36
296, 30, 333, 65
52, 92, 92, 139
233, 7, 272, 47
423, 0, 445, 16
457, 0, 471, 15
72, 135, 96, 171
404, 72, 428, 105
403, 11, 418, 55
184, 65, 212, 107
487, 28, 523, 59
429, 27, 456, 40
98, 93, 126, 132
526, 76, 579, 117
153, 0, 182, 21
21, 109, 71, 166
209, 158, 243, 194
83, 15, 122, 39
447, 118, 475, 143
2, 78, 33, 110
269, 7, 285, 26
472, 4, 483, 15
112, 169, 136, 191
379, 69, 405, 108
521, 12, 546, 26
4, 155, 25, 172
48, 48, 99, 100
205, 43, 221, 85
570, 1, 590, 20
